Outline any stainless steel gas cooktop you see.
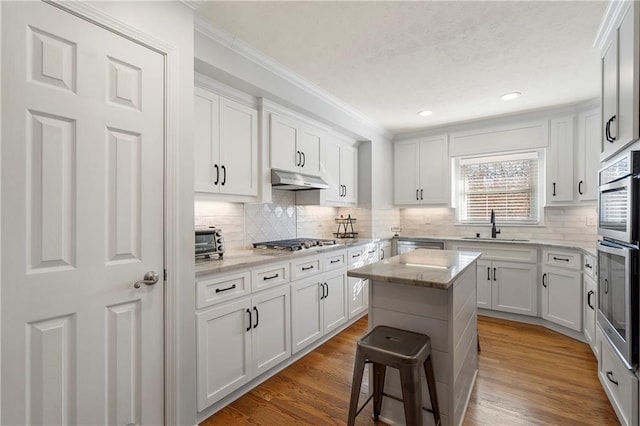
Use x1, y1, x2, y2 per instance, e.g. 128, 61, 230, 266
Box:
252, 238, 337, 251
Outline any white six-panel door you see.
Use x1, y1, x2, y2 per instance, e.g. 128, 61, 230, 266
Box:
1, 2, 165, 424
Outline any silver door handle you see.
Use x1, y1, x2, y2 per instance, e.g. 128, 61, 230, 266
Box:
134, 271, 160, 288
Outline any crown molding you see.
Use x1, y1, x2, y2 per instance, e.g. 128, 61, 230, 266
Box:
194, 15, 393, 140
594, 0, 630, 50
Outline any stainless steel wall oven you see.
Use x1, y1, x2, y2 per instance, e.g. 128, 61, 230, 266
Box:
597, 150, 640, 370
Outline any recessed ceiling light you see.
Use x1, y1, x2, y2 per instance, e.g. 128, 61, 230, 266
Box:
501, 92, 522, 101
418, 110, 433, 117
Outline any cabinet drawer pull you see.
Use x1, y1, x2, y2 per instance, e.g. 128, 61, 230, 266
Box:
324, 282, 329, 299
552, 256, 570, 262
296, 150, 301, 166
587, 290, 595, 310
301, 265, 314, 271
214, 164, 219, 185
552, 182, 556, 197
301, 151, 306, 167
215, 284, 236, 293
585, 262, 592, 269
420, 189, 423, 200
578, 180, 583, 195
542, 273, 547, 288
493, 267, 497, 281
606, 371, 618, 386
487, 267, 491, 281
330, 259, 341, 264
263, 273, 279, 281
246, 308, 252, 332
253, 306, 259, 329
352, 254, 360, 258
368, 250, 376, 254
416, 189, 419, 201
221, 165, 227, 186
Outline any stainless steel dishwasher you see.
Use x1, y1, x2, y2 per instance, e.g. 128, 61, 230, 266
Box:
393, 238, 445, 255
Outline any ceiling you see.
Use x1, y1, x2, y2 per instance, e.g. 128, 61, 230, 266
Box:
196, 1, 608, 135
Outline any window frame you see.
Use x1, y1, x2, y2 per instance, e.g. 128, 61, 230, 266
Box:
452, 150, 545, 225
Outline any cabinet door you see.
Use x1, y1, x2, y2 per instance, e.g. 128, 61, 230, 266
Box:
394, 140, 420, 205
270, 113, 299, 173
617, 4, 640, 153
476, 260, 492, 309
251, 286, 291, 376
323, 271, 348, 333
219, 97, 258, 196
584, 274, 597, 351
541, 266, 582, 332
418, 136, 449, 204
341, 145, 358, 203
290, 278, 323, 354
492, 261, 537, 316
299, 126, 322, 176
576, 109, 600, 201
322, 138, 342, 203
601, 35, 619, 160
194, 88, 220, 193
379, 242, 392, 261
547, 116, 575, 202
347, 276, 368, 319
196, 298, 252, 411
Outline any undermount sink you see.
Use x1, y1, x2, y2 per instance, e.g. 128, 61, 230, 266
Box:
461, 237, 530, 242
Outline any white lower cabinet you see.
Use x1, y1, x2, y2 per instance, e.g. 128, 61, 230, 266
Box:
596, 326, 638, 426
541, 265, 582, 332
583, 273, 597, 352
476, 259, 538, 316
196, 286, 290, 411
347, 276, 369, 319
291, 269, 348, 354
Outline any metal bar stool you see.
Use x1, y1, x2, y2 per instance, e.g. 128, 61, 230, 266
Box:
347, 325, 441, 426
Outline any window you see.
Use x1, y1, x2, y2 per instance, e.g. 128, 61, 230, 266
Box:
455, 151, 542, 224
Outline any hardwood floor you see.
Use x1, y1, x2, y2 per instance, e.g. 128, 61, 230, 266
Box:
201, 316, 619, 425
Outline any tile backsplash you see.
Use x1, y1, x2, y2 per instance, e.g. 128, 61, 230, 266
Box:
398, 205, 598, 245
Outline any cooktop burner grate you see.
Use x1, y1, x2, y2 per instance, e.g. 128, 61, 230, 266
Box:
253, 238, 337, 251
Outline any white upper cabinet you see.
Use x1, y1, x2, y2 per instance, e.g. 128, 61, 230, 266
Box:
394, 135, 449, 206
194, 86, 258, 197
576, 108, 601, 201
296, 132, 358, 207
546, 109, 600, 205
547, 115, 575, 203
600, 2, 640, 161
270, 113, 323, 177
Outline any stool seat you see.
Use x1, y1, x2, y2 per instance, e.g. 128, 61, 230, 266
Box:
347, 325, 441, 426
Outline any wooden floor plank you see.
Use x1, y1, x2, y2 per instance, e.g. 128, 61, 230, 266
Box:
201, 315, 619, 425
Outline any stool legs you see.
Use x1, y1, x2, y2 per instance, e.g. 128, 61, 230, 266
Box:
424, 355, 441, 426
347, 351, 366, 426
372, 362, 386, 421
399, 364, 423, 426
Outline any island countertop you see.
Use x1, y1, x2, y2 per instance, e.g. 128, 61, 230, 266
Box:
347, 248, 481, 290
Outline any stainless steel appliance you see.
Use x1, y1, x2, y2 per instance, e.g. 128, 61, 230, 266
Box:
271, 169, 329, 190
597, 150, 640, 369
597, 151, 640, 242
597, 239, 638, 369
253, 238, 337, 251
394, 238, 444, 255
195, 228, 225, 259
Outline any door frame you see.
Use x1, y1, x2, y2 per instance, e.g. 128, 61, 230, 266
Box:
3, 1, 193, 424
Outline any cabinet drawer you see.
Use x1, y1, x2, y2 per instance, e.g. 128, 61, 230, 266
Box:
449, 243, 537, 263
363, 245, 380, 265
597, 326, 638, 425
542, 249, 581, 270
290, 256, 322, 280
323, 250, 347, 271
583, 253, 596, 278
251, 262, 289, 292
196, 271, 251, 309
347, 247, 365, 268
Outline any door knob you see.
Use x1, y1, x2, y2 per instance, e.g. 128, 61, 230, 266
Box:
134, 271, 160, 289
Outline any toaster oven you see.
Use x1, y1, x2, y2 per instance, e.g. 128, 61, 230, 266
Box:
195, 228, 225, 259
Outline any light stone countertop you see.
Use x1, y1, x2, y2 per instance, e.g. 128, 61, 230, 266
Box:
347, 249, 482, 290
195, 238, 384, 277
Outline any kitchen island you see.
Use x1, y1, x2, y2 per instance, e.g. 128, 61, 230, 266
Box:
348, 249, 481, 426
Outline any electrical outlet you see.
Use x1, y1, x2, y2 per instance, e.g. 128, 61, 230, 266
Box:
586, 216, 597, 226
423, 216, 431, 224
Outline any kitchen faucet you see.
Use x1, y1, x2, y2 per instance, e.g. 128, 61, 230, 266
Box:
490, 209, 500, 238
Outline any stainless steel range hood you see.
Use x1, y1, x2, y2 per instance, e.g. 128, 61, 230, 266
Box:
271, 169, 328, 190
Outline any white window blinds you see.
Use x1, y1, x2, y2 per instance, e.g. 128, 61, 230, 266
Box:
459, 152, 539, 223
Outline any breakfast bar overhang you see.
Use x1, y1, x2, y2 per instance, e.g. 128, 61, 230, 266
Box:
348, 249, 482, 426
